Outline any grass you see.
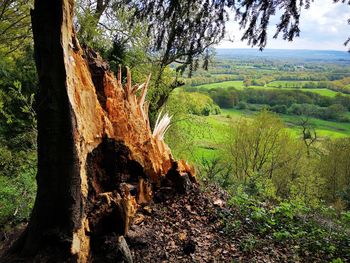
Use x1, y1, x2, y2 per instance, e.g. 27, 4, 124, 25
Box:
222, 108, 350, 138
190, 80, 342, 97
248, 85, 339, 97
176, 108, 350, 161
190, 81, 244, 90
180, 79, 350, 160
282, 114, 350, 138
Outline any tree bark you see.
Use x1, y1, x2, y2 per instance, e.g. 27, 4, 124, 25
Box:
2, 0, 195, 262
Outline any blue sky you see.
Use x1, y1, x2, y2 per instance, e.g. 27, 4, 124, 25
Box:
217, 0, 350, 51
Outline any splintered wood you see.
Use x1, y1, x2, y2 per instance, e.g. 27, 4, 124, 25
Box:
66, 43, 196, 260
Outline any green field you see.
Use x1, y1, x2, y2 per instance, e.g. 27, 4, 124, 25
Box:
250, 85, 339, 97
179, 108, 350, 161
181, 79, 350, 160
190, 80, 342, 97
192, 80, 244, 90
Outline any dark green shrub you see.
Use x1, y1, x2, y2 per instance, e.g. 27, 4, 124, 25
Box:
237, 101, 248, 110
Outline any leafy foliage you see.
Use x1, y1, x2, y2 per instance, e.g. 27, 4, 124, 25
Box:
221, 112, 326, 204
131, 0, 233, 74
0, 0, 33, 55
188, 86, 350, 121
0, 47, 37, 228
235, 0, 310, 49
219, 188, 350, 262
320, 138, 350, 209
164, 90, 215, 160
0, 152, 36, 226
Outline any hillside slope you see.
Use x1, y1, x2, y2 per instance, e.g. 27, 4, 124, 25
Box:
126, 185, 319, 262
2, 182, 350, 262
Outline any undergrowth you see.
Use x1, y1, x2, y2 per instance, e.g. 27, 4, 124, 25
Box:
218, 185, 350, 262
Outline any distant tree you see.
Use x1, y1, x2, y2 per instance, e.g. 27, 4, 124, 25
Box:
210, 89, 238, 108
237, 101, 248, 110
226, 112, 299, 181
323, 104, 347, 120
335, 94, 350, 110
243, 78, 252, 87
271, 104, 287, 114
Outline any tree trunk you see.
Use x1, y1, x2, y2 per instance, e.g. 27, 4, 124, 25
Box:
2, 0, 195, 262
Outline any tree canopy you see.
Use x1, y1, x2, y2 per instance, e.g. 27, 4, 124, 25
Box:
75, 0, 350, 74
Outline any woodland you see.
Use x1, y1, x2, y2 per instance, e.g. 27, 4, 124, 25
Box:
0, 0, 350, 262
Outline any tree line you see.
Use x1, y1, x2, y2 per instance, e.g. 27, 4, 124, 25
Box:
185, 86, 350, 121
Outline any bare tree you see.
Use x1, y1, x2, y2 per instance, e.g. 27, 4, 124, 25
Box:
299, 117, 318, 156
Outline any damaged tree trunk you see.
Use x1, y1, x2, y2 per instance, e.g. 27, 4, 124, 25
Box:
2, 0, 195, 262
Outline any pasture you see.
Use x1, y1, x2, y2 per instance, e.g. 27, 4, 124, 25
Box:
178, 108, 350, 161
191, 80, 342, 97
181, 78, 350, 160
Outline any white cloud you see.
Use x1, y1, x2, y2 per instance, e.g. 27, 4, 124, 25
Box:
217, 0, 350, 51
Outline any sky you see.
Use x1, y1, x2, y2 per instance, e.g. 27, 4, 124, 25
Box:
217, 0, 350, 51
